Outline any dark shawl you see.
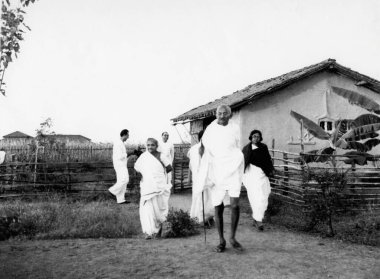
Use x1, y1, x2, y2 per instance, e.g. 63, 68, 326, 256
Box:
242, 142, 274, 177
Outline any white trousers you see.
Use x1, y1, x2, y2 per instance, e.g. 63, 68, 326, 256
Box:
243, 164, 271, 222
109, 166, 129, 203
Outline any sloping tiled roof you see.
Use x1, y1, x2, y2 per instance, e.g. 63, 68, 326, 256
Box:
3, 131, 33, 138
172, 59, 380, 123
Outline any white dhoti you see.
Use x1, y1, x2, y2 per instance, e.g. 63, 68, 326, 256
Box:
201, 120, 244, 207
135, 152, 172, 236
243, 164, 271, 222
188, 143, 214, 223
109, 164, 129, 203
139, 189, 170, 235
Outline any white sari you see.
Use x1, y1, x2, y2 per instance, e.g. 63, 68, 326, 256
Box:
242, 144, 271, 222
134, 151, 172, 236
187, 143, 214, 223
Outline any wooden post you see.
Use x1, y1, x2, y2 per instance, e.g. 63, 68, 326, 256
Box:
66, 155, 71, 192
271, 139, 275, 165
172, 159, 176, 193
33, 142, 39, 188
283, 152, 289, 196
300, 119, 305, 153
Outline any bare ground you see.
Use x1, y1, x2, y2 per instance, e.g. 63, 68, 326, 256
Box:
0, 193, 379, 279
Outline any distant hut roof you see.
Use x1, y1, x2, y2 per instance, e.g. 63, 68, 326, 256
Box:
3, 131, 33, 139
171, 59, 380, 123
47, 134, 91, 141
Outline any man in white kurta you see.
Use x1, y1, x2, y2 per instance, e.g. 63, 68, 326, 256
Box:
135, 139, 172, 238
158, 132, 174, 184
188, 139, 214, 224
200, 105, 244, 252
109, 129, 129, 204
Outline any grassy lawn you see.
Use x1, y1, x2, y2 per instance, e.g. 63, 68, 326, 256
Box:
239, 193, 380, 246
0, 196, 141, 240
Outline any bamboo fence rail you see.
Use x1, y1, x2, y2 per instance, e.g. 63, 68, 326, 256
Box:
1, 144, 380, 211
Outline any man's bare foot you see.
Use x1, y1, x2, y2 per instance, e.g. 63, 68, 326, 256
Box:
213, 240, 226, 253
229, 238, 243, 251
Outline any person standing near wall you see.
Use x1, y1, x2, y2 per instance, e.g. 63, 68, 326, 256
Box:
158, 132, 174, 184
242, 129, 274, 231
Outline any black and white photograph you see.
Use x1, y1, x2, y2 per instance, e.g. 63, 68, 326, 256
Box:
1, 0, 379, 278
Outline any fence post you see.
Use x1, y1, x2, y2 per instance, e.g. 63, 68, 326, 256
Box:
172, 159, 176, 193
66, 155, 71, 192
33, 143, 39, 188
271, 139, 275, 165
283, 152, 289, 196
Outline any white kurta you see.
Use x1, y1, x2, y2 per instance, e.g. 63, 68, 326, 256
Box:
187, 143, 214, 223
134, 152, 172, 236
109, 139, 129, 203
158, 141, 174, 163
158, 141, 174, 184
201, 119, 244, 206
242, 147, 271, 222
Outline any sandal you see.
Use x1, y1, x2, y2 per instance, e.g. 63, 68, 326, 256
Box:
230, 239, 243, 251
214, 242, 226, 253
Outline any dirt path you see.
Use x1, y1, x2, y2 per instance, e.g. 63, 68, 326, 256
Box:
1, 193, 379, 279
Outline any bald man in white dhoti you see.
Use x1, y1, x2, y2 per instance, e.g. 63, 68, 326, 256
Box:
200, 104, 244, 252
188, 131, 214, 225
109, 129, 130, 204
135, 138, 173, 239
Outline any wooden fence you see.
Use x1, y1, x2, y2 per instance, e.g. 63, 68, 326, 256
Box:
172, 144, 191, 192
0, 145, 114, 163
270, 149, 380, 211
1, 143, 380, 211
0, 145, 188, 196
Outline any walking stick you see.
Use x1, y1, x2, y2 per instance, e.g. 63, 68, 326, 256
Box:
202, 191, 206, 244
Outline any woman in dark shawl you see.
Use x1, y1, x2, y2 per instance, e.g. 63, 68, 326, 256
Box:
242, 130, 274, 231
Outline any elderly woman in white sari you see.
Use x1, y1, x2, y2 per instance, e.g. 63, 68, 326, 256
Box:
134, 138, 173, 239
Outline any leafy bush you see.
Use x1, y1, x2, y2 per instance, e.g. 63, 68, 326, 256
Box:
163, 208, 198, 238
303, 167, 349, 236
266, 195, 283, 218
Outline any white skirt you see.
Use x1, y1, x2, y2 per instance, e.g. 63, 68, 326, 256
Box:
242, 164, 271, 222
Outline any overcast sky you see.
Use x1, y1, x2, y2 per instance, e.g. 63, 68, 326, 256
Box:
1, 0, 380, 144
